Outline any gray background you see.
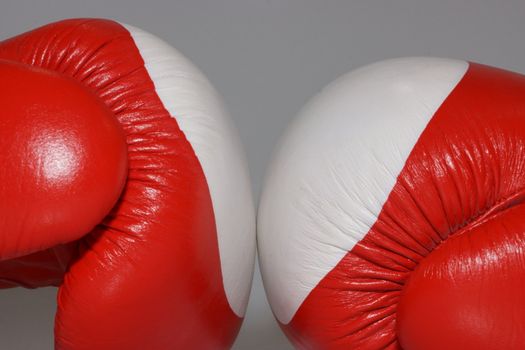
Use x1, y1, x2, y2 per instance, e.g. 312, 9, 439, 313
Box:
1, 1, 525, 349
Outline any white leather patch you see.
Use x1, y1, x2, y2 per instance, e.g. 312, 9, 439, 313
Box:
258, 57, 468, 324
124, 24, 255, 317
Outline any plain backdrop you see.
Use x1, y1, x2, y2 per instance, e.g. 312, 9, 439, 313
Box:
1, 1, 525, 349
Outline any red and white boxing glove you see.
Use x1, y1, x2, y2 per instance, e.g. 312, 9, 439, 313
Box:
0, 19, 255, 349
258, 57, 525, 350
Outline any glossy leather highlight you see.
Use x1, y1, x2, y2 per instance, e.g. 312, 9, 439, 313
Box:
0, 59, 127, 261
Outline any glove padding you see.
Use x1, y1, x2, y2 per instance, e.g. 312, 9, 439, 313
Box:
258, 57, 525, 350
0, 18, 255, 350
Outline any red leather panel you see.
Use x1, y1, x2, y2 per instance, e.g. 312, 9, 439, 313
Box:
397, 204, 525, 350
0, 60, 127, 260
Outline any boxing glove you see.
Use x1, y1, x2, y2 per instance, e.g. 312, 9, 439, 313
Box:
258, 57, 525, 350
0, 18, 255, 349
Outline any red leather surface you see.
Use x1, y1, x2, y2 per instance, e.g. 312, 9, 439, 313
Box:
397, 204, 525, 350
0, 60, 127, 260
284, 63, 525, 349
0, 19, 240, 349
0, 243, 77, 289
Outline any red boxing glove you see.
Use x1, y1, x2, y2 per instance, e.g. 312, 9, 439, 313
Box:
258, 57, 525, 350
0, 19, 255, 349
